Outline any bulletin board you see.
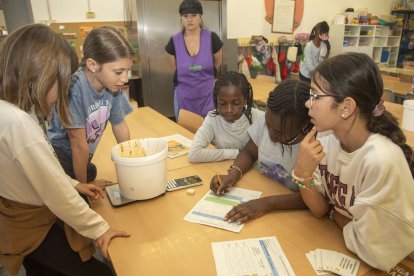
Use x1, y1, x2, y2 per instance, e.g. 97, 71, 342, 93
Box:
48, 21, 139, 65
271, 0, 296, 34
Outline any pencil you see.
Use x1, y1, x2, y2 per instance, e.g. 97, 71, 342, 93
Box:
216, 174, 223, 194
216, 174, 222, 187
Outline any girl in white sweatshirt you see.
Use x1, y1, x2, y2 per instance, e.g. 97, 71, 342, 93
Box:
189, 71, 263, 163
294, 52, 414, 271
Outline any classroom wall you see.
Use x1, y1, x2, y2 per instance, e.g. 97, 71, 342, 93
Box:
30, 0, 125, 23
228, 0, 399, 39
30, 0, 400, 39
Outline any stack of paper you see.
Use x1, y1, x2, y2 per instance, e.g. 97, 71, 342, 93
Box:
305, 249, 360, 276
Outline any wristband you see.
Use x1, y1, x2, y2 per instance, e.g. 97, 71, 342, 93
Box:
228, 165, 242, 179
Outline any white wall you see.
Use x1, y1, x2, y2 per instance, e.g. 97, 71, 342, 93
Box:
228, 0, 399, 39
30, 0, 125, 22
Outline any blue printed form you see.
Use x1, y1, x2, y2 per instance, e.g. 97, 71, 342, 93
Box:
211, 236, 296, 276
184, 187, 261, 233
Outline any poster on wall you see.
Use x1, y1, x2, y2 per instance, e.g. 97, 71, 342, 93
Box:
265, 0, 304, 33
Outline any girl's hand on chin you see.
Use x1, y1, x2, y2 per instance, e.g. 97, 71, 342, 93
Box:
295, 127, 324, 178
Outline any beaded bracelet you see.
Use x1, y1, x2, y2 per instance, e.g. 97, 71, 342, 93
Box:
291, 170, 315, 189
228, 165, 243, 179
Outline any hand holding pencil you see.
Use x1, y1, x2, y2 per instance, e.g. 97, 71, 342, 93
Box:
210, 173, 238, 195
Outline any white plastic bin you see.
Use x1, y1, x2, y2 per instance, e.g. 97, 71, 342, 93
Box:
403, 100, 414, 132
111, 138, 168, 200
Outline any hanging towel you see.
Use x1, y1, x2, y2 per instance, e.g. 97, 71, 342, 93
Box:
287, 46, 298, 62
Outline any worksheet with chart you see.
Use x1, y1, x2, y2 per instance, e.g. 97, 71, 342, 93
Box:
184, 187, 261, 233
212, 236, 296, 276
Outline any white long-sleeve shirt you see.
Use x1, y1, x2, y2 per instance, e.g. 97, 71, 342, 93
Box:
188, 109, 263, 163
0, 100, 109, 240
299, 41, 321, 78
314, 133, 414, 271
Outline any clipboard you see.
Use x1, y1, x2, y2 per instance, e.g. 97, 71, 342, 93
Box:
272, 0, 296, 34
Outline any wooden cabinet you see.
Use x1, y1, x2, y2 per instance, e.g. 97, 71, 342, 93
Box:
330, 24, 402, 67
391, 10, 414, 68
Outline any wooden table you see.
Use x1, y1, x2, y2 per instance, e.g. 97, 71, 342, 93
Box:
91, 107, 413, 275
382, 78, 413, 97
379, 65, 414, 76
248, 77, 278, 106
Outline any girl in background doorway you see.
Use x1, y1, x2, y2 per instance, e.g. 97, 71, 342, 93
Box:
48, 26, 135, 187
165, 0, 223, 120
189, 71, 262, 163
299, 21, 330, 82
294, 52, 414, 270
210, 79, 312, 223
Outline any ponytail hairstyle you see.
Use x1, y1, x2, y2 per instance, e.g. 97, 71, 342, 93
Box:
212, 71, 254, 124
309, 21, 331, 57
0, 24, 72, 126
267, 79, 311, 152
312, 52, 414, 177
80, 26, 135, 68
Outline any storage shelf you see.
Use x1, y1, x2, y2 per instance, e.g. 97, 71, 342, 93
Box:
392, 10, 414, 67
331, 24, 402, 67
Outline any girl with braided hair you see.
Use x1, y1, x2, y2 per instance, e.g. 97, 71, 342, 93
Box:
189, 71, 262, 163
210, 79, 312, 223
294, 52, 414, 271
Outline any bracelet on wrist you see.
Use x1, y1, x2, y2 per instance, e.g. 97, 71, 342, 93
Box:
291, 170, 315, 189
228, 165, 242, 179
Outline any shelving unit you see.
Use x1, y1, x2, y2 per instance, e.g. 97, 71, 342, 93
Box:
330, 24, 402, 67
391, 10, 414, 68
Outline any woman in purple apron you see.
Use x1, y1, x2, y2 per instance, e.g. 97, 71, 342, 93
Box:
165, 0, 223, 119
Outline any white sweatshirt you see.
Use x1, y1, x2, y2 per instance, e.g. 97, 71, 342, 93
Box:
0, 100, 109, 240
315, 133, 414, 271
188, 109, 264, 163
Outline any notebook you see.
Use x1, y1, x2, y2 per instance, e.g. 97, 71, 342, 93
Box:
160, 134, 192, 158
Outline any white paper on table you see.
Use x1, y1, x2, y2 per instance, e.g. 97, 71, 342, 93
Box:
211, 236, 296, 276
184, 187, 261, 233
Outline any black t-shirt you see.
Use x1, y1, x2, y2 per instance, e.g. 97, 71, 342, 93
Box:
165, 31, 223, 55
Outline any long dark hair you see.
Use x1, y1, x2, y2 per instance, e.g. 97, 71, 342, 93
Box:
312, 52, 413, 177
309, 21, 330, 57
212, 71, 254, 123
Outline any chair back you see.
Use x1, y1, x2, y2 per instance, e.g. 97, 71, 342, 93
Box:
178, 109, 204, 134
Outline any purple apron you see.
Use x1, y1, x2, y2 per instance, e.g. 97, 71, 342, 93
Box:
173, 29, 215, 118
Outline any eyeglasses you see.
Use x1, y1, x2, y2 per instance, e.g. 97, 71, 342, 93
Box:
309, 89, 339, 108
